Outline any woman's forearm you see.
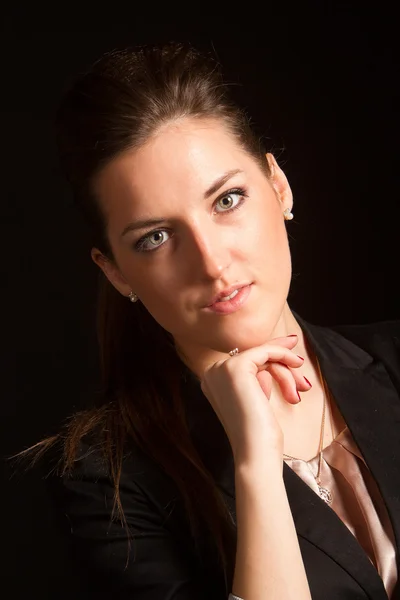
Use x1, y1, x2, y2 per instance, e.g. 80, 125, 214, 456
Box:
231, 460, 311, 600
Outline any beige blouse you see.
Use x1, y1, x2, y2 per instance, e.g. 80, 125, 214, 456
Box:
284, 426, 398, 597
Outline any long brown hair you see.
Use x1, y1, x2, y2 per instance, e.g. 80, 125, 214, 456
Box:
18, 43, 271, 590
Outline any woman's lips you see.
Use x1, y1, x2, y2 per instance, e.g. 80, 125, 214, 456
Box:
202, 284, 252, 315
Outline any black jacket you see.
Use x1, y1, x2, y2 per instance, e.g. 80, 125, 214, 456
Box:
48, 315, 400, 599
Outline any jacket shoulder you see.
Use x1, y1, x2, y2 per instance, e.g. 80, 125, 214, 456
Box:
331, 318, 400, 392
331, 319, 400, 353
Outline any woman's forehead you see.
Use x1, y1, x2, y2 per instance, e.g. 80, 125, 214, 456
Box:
96, 118, 256, 208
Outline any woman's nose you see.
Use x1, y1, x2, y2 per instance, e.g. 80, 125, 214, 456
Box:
187, 227, 231, 279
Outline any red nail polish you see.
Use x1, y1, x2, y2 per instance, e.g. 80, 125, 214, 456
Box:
288, 334, 297, 337
297, 355, 304, 361
297, 391, 302, 402
304, 377, 312, 387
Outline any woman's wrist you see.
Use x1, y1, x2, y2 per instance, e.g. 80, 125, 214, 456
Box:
234, 450, 283, 481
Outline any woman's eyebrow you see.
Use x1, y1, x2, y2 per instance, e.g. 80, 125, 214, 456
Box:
204, 168, 243, 199
121, 217, 167, 237
120, 168, 243, 238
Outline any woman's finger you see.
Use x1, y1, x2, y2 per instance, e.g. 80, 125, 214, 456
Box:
256, 360, 312, 406
265, 362, 300, 404
244, 345, 304, 371
266, 334, 299, 349
287, 364, 312, 392
269, 363, 311, 394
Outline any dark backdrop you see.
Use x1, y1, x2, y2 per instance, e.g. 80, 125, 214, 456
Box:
1, 6, 399, 598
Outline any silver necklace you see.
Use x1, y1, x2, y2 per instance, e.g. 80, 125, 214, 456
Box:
283, 359, 333, 505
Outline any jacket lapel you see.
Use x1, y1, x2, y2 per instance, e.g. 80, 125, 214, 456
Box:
299, 316, 400, 591
182, 316, 400, 599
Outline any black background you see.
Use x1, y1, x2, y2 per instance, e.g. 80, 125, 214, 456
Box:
1, 5, 399, 598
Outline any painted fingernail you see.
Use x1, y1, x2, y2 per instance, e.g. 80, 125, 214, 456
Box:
297, 355, 304, 361
304, 377, 312, 387
297, 391, 302, 402
288, 334, 297, 337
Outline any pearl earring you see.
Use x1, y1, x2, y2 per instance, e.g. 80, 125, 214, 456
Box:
129, 291, 138, 303
283, 208, 294, 221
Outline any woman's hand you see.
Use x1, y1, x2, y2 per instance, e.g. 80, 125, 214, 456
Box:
200, 334, 310, 466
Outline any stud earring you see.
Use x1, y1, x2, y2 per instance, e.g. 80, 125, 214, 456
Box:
128, 291, 138, 303
283, 208, 294, 221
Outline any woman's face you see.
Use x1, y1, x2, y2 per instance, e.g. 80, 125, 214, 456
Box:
93, 118, 293, 363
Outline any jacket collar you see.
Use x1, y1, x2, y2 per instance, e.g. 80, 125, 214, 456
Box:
182, 314, 400, 599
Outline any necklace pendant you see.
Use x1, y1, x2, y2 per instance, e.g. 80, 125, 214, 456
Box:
318, 485, 333, 505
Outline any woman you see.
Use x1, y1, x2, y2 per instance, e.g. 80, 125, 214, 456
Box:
27, 43, 400, 599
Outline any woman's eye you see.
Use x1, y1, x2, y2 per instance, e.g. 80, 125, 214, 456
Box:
215, 190, 245, 213
135, 188, 247, 253
135, 230, 170, 252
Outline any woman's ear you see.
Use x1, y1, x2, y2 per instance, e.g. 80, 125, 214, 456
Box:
90, 248, 132, 297
266, 153, 293, 212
